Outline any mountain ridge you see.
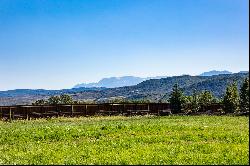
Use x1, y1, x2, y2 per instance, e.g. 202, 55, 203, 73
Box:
0, 72, 248, 105
74, 70, 247, 88
199, 70, 232, 76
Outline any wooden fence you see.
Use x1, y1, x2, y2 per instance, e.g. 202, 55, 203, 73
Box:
0, 103, 223, 120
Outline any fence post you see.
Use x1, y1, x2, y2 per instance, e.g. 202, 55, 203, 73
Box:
71, 105, 74, 116
0, 107, 2, 119
12, 107, 15, 120
147, 103, 150, 115
135, 103, 137, 115
17, 106, 20, 119
123, 103, 125, 115
85, 104, 88, 116
26, 107, 29, 120
157, 104, 160, 116
82, 105, 85, 116
56, 105, 59, 117
41, 106, 43, 118
111, 103, 113, 116
9, 107, 12, 121
97, 104, 99, 115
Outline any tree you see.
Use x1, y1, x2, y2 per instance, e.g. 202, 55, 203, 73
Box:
190, 89, 200, 113
181, 95, 193, 113
32, 99, 47, 105
48, 96, 61, 105
223, 82, 239, 113
169, 83, 185, 114
73, 100, 81, 104
239, 78, 249, 112
199, 90, 214, 111
59, 94, 73, 104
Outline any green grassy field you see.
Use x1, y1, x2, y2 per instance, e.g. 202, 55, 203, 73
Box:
0, 115, 249, 165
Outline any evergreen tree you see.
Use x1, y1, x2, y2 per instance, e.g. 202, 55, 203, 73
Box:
48, 96, 61, 105
59, 94, 74, 104
223, 82, 239, 113
239, 78, 249, 112
169, 83, 185, 114
199, 90, 214, 111
32, 99, 47, 105
190, 89, 200, 113
182, 95, 192, 112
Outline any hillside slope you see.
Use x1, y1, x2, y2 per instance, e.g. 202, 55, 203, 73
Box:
70, 72, 249, 102
0, 72, 248, 105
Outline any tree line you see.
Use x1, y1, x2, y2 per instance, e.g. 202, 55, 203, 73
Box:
169, 78, 249, 114
32, 95, 153, 105
33, 78, 249, 114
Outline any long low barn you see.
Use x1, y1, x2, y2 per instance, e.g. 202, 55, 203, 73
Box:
0, 103, 223, 120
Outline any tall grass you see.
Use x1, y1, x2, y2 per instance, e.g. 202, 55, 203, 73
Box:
0, 115, 249, 165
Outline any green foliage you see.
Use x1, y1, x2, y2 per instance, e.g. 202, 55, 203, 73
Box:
125, 99, 152, 104
198, 90, 214, 111
76, 99, 96, 104
180, 96, 191, 113
182, 73, 248, 98
239, 78, 249, 112
105, 98, 153, 104
107, 98, 126, 103
223, 82, 240, 113
73, 100, 81, 104
137, 73, 248, 100
190, 89, 200, 113
59, 94, 74, 104
0, 116, 248, 165
169, 83, 186, 113
1, 73, 248, 106
32, 99, 47, 105
33, 94, 74, 105
47, 96, 61, 105
181, 90, 219, 113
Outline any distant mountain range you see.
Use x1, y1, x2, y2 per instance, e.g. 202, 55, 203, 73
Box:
0, 87, 105, 98
74, 76, 146, 88
74, 70, 248, 88
71, 72, 248, 103
199, 70, 232, 76
0, 71, 248, 105
74, 76, 169, 88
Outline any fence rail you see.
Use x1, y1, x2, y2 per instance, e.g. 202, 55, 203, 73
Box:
0, 103, 223, 120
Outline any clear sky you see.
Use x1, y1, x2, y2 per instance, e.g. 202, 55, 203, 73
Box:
0, 0, 249, 90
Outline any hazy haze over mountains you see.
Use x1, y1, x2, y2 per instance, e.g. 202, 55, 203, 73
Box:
74, 76, 146, 88
199, 70, 232, 76
74, 76, 169, 88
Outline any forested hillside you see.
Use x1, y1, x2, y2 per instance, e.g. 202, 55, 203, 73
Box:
0, 72, 248, 105
87, 72, 248, 102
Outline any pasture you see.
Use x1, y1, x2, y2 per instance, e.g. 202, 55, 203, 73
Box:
0, 116, 249, 165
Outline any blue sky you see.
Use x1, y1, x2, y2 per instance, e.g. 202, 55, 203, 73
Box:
0, 0, 249, 90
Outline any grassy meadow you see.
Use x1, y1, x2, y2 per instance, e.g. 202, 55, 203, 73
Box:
0, 115, 249, 165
